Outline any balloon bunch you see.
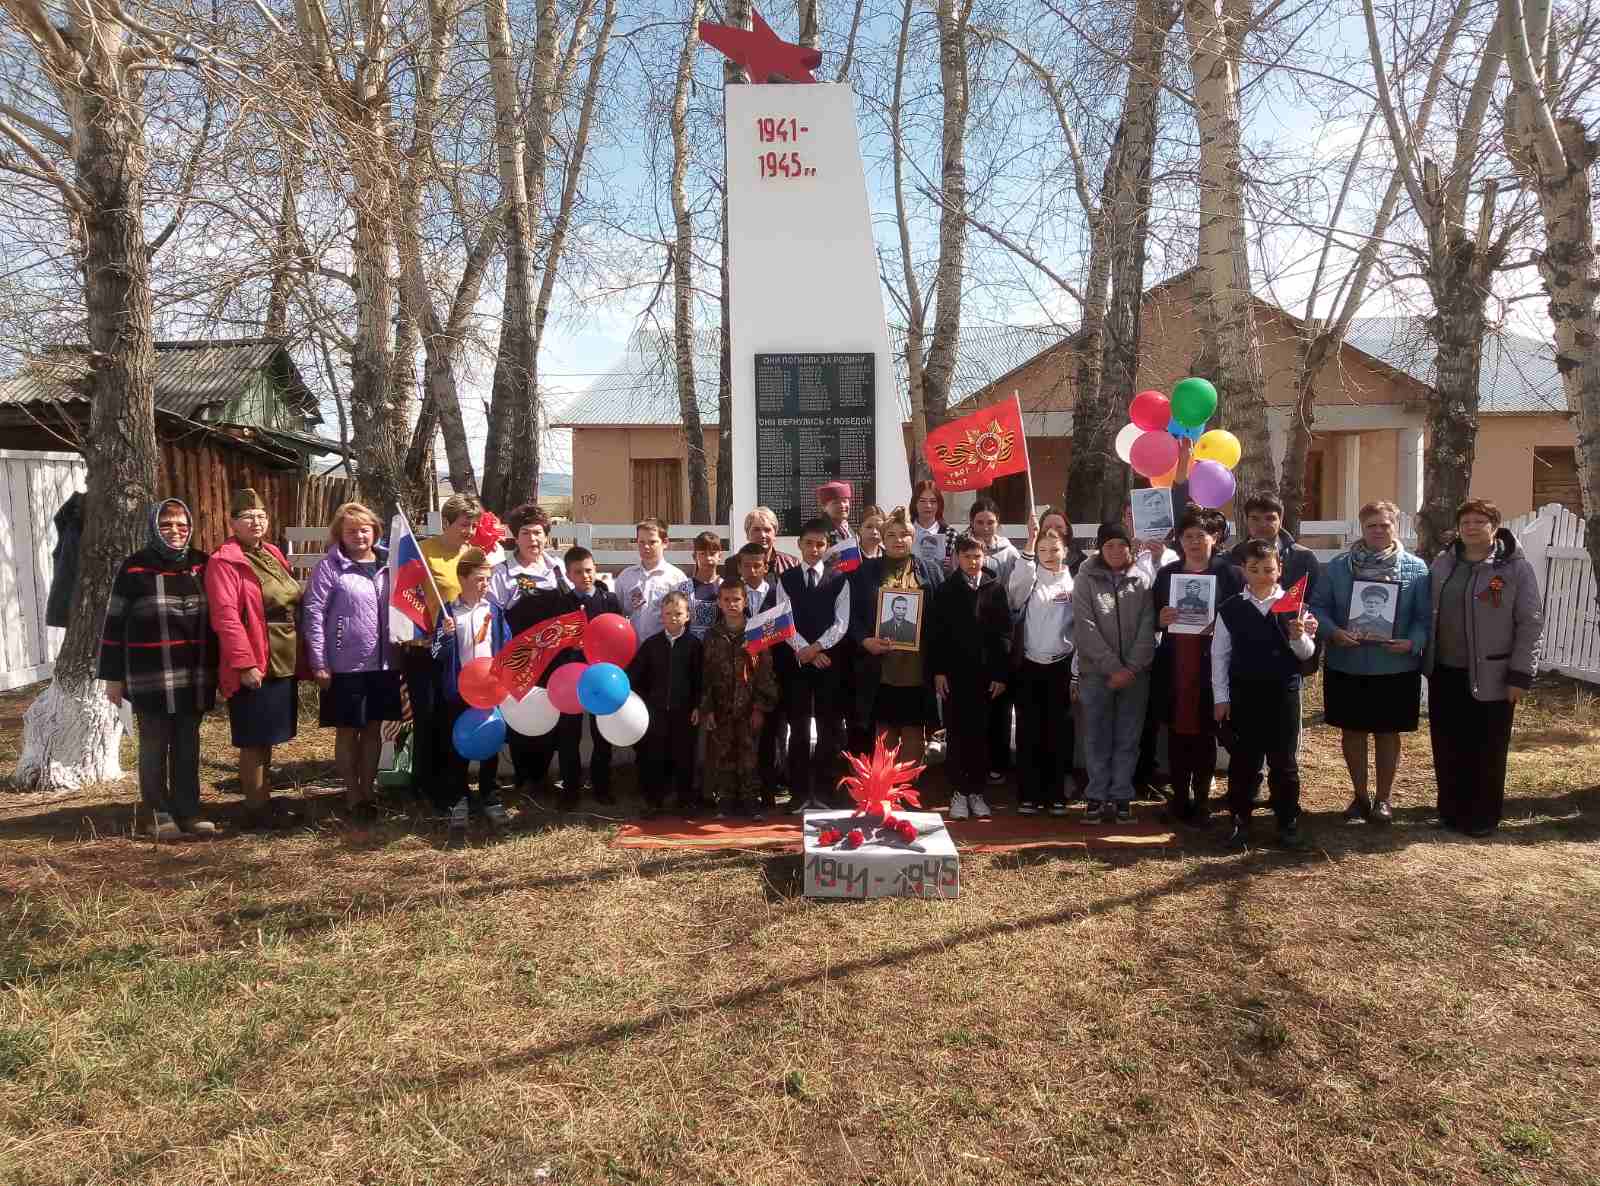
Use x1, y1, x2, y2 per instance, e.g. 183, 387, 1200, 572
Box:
1112, 377, 1243, 510
448, 612, 653, 762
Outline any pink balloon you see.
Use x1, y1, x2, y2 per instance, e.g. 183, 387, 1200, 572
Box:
1129, 390, 1171, 432
1187, 459, 1237, 509
547, 662, 589, 715
1128, 430, 1180, 478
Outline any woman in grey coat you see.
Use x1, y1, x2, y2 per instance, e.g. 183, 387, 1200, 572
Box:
1423, 499, 1544, 837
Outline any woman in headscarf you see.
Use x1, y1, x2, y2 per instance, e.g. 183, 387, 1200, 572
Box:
206, 488, 305, 829
98, 498, 219, 841
304, 501, 398, 815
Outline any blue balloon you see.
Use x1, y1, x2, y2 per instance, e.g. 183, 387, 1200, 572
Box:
452, 706, 506, 761
577, 662, 631, 716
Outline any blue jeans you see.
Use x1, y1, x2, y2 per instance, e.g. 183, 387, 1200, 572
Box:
1077, 672, 1150, 803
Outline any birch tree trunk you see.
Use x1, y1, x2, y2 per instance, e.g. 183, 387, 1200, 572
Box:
672, 0, 713, 523
918, 0, 974, 443
889, 0, 931, 482
482, 0, 544, 511
1501, 0, 1600, 584
9, 0, 160, 789
1184, 0, 1274, 510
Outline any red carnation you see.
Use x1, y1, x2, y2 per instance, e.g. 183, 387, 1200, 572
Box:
817, 828, 842, 846
897, 819, 917, 843
844, 828, 865, 848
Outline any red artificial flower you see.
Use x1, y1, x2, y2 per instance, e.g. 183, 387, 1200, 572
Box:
838, 736, 927, 817
844, 828, 865, 849
896, 819, 917, 843
817, 828, 842, 846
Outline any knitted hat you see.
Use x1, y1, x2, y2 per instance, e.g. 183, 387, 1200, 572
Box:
229, 487, 267, 517
1096, 520, 1131, 548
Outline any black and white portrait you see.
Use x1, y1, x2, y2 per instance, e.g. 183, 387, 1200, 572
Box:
1348, 579, 1399, 642
1130, 487, 1174, 538
876, 588, 924, 650
1167, 572, 1217, 635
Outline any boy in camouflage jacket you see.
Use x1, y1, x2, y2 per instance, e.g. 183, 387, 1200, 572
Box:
700, 580, 781, 820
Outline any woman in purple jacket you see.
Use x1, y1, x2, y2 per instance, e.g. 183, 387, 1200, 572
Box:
304, 502, 402, 813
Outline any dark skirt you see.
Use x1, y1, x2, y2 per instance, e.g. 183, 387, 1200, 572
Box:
320, 669, 404, 728
1323, 667, 1421, 733
228, 676, 299, 747
872, 683, 933, 727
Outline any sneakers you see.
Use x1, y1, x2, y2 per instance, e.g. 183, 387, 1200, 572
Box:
1344, 795, 1372, 822
1081, 801, 1106, 825
1048, 803, 1068, 817
970, 793, 992, 820
986, 770, 1006, 785
177, 816, 217, 836
1370, 798, 1393, 825
1017, 801, 1039, 817
1115, 801, 1134, 824
948, 793, 971, 820
148, 811, 180, 842
484, 802, 512, 831
448, 797, 470, 833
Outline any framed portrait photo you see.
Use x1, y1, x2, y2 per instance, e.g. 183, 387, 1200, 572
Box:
1167, 572, 1217, 635
1348, 579, 1400, 642
875, 587, 924, 651
1130, 487, 1175, 539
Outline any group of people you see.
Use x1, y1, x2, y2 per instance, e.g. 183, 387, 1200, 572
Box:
97, 478, 1544, 848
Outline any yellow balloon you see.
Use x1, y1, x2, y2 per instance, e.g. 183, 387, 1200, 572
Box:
1193, 429, 1242, 470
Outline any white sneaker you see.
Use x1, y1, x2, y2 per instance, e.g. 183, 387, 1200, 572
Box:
948, 793, 970, 820
987, 770, 1006, 785
970, 793, 992, 819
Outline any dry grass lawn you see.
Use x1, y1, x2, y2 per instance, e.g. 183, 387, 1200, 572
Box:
1, 677, 1597, 1185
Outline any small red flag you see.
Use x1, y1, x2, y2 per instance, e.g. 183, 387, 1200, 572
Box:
491, 610, 587, 701
1272, 575, 1308, 615
923, 394, 1030, 492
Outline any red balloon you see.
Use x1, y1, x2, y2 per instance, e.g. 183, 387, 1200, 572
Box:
547, 662, 589, 715
458, 656, 508, 710
1129, 390, 1171, 432
1129, 430, 1181, 478
583, 612, 639, 667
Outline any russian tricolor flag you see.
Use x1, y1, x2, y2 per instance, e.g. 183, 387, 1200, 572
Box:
388, 511, 441, 643
825, 538, 862, 574
745, 601, 796, 655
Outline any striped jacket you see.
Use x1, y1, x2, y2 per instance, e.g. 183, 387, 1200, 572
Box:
96, 547, 218, 715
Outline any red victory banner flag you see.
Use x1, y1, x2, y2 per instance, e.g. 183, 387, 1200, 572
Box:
923, 392, 1031, 493
1271, 575, 1309, 615
491, 610, 587, 701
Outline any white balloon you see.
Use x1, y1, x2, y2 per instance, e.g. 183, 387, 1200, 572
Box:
595, 691, 650, 747
500, 687, 561, 736
1114, 422, 1144, 464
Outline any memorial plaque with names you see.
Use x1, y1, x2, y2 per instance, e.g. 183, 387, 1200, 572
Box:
755, 352, 877, 534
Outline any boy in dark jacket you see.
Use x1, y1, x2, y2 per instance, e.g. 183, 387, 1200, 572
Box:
927, 533, 1012, 819
774, 517, 853, 811
503, 546, 623, 810
700, 580, 781, 819
628, 589, 704, 816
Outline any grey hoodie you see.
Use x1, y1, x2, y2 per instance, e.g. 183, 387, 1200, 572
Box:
1072, 553, 1156, 676
1423, 526, 1543, 701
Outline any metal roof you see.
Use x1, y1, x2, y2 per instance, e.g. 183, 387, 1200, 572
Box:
0, 338, 322, 423
551, 322, 1067, 427
1344, 317, 1566, 415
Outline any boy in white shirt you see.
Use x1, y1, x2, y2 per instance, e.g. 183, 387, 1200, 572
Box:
432, 547, 513, 837
614, 516, 692, 642
1212, 539, 1317, 850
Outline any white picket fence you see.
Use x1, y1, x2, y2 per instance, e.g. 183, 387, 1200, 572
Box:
1519, 503, 1600, 682
0, 450, 88, 691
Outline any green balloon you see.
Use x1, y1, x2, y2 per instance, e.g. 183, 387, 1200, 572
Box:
1171, 377, 1218, 427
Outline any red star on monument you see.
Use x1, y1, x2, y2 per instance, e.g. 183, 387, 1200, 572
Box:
698, 7, 821, 83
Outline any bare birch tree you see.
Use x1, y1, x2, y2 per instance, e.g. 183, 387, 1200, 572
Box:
671, 0, 713, 523
1, 0, 164, 788
1501, 0, 1600, 581
716, 0, 751, 526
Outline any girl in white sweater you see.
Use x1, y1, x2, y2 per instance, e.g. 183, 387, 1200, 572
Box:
1008, 513, 1076, 815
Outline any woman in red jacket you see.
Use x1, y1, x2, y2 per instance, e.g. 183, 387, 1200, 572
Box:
205, 488, 305, 829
